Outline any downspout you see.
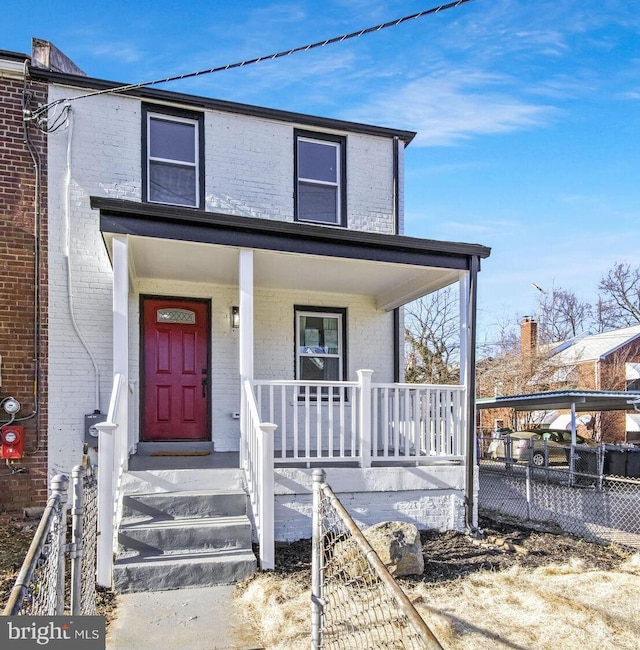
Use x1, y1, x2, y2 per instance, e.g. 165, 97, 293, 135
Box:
63, 108, 101, 410
392, 137, 401, 383
464, 256, 481, 535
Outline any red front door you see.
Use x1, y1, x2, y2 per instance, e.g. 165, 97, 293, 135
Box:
142, 297, 210, 441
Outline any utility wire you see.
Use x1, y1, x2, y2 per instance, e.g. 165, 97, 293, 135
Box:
28, 0, 473, 120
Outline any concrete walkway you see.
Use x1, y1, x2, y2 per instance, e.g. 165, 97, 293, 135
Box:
106, 584, 263, 650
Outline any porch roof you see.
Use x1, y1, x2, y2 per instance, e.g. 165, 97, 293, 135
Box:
93, 197, 491, 310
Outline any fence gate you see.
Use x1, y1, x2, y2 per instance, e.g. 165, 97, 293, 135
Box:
311, 469, 443, 650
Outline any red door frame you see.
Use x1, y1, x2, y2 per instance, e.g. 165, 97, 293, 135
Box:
140, 295, 211, 442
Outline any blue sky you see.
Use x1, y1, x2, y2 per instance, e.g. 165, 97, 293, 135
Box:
4, 0, 640, 343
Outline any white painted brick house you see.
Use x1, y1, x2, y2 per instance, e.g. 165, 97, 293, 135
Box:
29, 42, 490, 589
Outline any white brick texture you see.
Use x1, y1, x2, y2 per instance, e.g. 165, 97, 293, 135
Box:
45, 84, 403, 474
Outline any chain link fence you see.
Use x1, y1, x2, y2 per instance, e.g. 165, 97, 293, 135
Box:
311, 469, 443, 650
3, 459, 99, 616
479, 436, 640, 550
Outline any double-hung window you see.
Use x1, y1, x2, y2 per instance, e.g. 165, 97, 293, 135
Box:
143, 105, 204, 208
295, 131, 346, 226
295, 308, 346, 394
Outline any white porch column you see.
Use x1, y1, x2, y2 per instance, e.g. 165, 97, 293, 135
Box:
239, 250, 254, 468
112, 235, 129, 466
239, 249, 254, 382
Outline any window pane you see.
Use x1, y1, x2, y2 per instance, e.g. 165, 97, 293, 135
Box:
323, 318, 339, 354
298, 140, 337, 182
298, 183, 337, 223
301, 357, 339, 382
157, 308, 196, 324
150, 118, 196, 163
149, 161, 196, 206
299, 316, 339, 353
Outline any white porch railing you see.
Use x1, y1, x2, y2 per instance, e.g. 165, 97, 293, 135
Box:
252, 373, 466, 467
253, 378, 362, 465
241, 379, 277, 571
371, 383, 466, 462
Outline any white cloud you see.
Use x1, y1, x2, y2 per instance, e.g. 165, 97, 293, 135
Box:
344, 69, 556, 146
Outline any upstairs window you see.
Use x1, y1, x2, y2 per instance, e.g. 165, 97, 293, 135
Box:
295, 131, 346, 226
143, 106, 204, 208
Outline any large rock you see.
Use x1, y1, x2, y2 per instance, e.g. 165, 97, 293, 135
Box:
363, 521, 424, 577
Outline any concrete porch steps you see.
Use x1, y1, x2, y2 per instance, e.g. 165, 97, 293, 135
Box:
114, 481, 257, 593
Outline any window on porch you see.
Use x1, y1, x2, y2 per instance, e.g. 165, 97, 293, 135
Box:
295, 307, 346, 395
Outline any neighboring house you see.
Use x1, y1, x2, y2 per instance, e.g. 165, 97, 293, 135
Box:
7, 39, 492, 589
478, 317, 640, 443
0, 48, 48, 513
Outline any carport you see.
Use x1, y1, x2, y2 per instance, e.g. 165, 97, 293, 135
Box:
476, 389, 640, 445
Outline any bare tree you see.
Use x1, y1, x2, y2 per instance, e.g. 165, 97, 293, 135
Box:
404, 287, 460, 384
535, 287, 593, 343
597, 262, 640, 328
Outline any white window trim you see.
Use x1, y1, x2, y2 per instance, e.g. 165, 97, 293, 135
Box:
295, 309, 344, 382
147, 112, 200, 207
296, 135, 342, 225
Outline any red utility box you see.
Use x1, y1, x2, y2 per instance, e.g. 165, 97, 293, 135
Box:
1, 424, 24, 459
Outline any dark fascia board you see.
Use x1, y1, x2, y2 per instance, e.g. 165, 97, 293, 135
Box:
29, 67, 417, 145
0, 49, 30, 62
92, 196, 491, 271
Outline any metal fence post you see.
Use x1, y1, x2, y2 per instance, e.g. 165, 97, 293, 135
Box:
50, 474, 69, 616
311, 468, 326, 650
525, 460, 532, 521
70, 464, 86, 615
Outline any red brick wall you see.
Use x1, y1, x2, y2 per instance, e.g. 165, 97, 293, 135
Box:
0, 68, 48, 513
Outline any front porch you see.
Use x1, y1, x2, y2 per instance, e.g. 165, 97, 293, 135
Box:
96, 371, 474, 590
91, 197, 487, 589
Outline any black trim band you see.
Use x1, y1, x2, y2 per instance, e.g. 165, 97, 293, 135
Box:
93, 197, 490, 271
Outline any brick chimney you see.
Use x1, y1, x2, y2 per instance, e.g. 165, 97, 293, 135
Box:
521, 317, 538, 359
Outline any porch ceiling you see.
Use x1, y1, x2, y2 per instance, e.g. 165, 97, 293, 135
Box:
122, 235, 461, 310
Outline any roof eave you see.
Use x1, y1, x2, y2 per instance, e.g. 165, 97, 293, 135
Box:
28, 67, 418, 145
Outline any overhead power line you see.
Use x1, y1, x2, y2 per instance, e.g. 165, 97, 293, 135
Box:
28, 0, 473, 120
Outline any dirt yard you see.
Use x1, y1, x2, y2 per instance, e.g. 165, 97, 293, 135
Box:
238, 516, 640, 650
2, 515, 638, 648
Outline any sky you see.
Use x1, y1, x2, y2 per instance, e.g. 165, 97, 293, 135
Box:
3, 0, 640, 344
